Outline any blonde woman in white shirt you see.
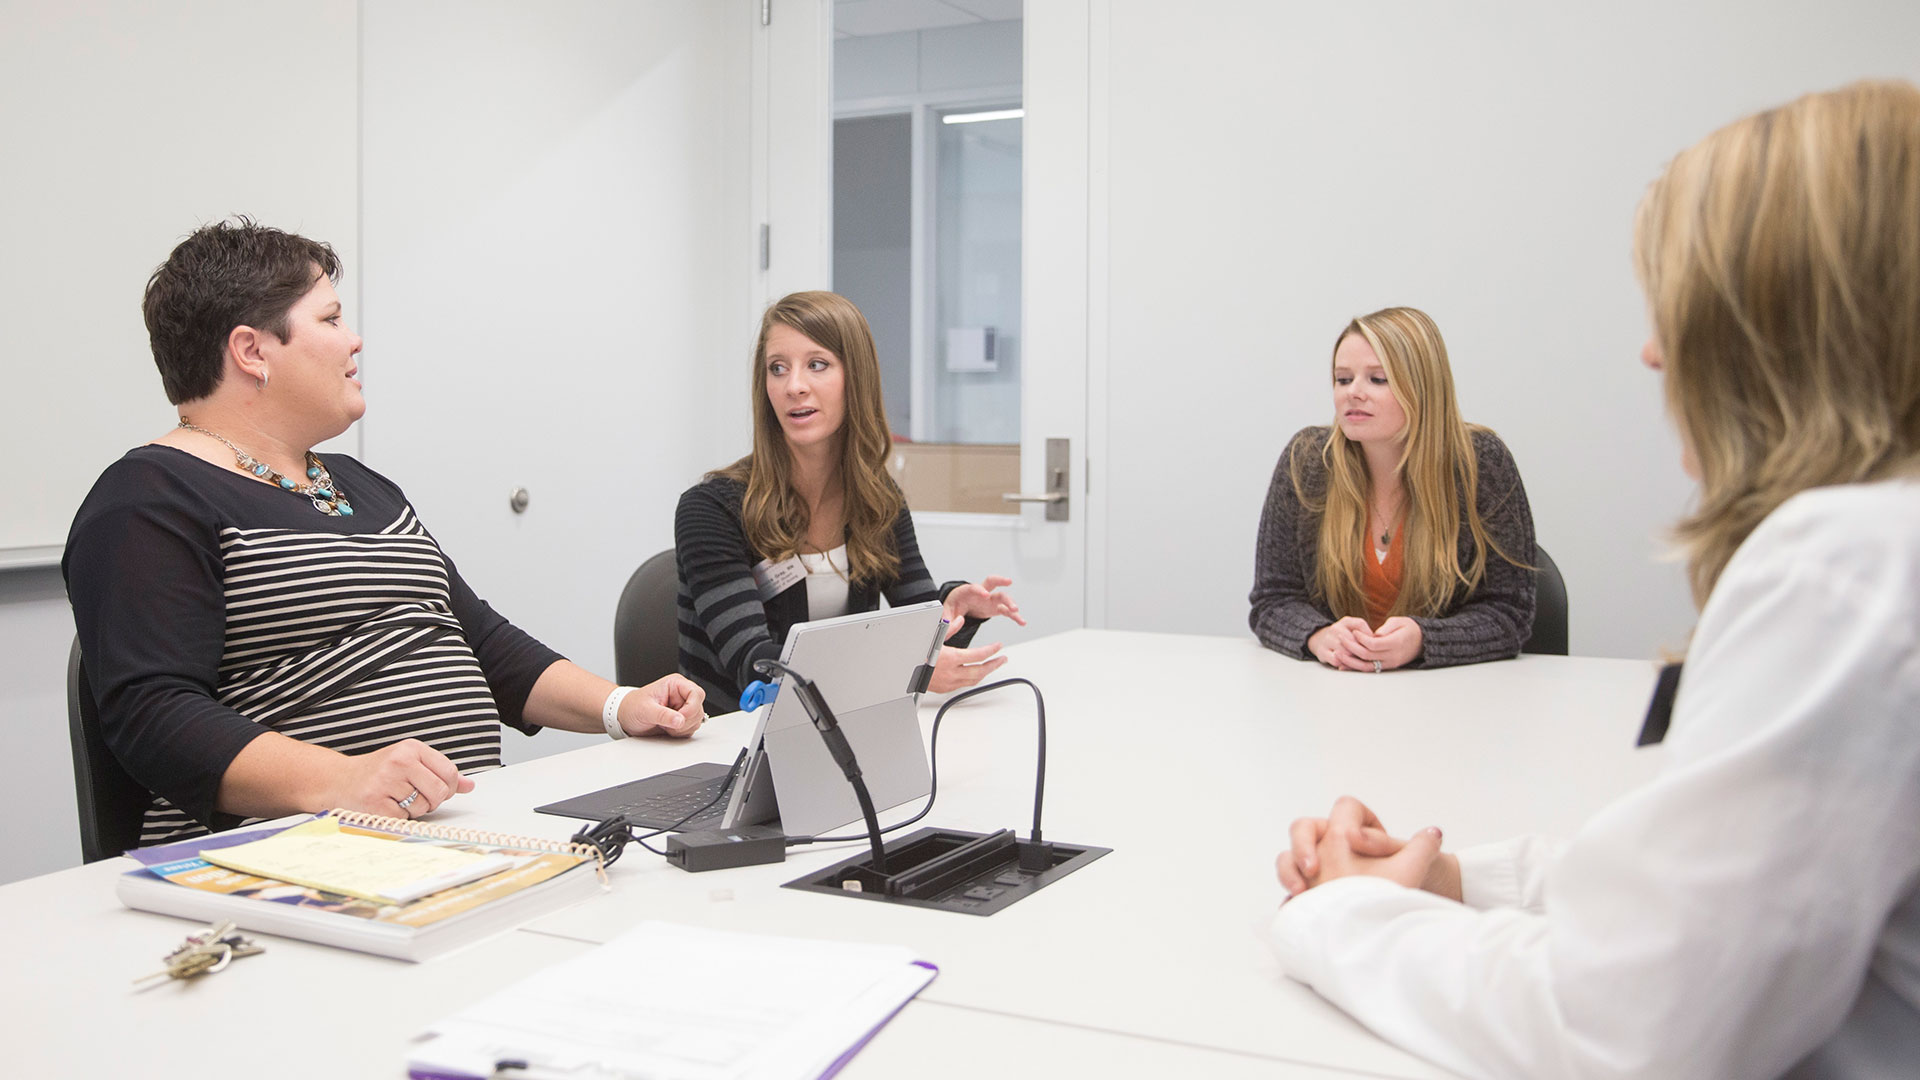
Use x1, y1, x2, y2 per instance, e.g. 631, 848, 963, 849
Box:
1271, 80, 1920, 1079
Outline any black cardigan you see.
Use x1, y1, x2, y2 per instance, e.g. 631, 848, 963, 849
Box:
673, 475, 981, 709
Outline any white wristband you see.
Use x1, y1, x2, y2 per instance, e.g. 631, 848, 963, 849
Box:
602, 686, 639, 740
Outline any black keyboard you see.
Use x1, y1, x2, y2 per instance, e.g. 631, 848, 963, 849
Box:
534, 759, 738, 829
608, 776, 729, 830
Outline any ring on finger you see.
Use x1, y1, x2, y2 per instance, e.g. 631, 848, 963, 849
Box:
1373, 659, 1383, 673
396, 787, 421, 815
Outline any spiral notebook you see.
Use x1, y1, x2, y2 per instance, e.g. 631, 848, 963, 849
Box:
116, 811, 607, 962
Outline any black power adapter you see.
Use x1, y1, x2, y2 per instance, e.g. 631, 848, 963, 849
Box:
664, 826, 788, 872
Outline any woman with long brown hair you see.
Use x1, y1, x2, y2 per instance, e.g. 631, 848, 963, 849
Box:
675, 291, 1023, 709
1271, 81, 1920, 1077
1250, 307, 1536, 671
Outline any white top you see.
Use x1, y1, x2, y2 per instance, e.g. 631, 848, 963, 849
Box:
1271, 478, 1920, 1079
800, 544, 851, 621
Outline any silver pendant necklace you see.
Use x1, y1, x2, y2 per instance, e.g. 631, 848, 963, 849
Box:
1373, 499, 1398, 548
177, 420, 354, 517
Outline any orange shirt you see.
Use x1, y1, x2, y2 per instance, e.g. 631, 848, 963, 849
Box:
1361, 520, 1405, 630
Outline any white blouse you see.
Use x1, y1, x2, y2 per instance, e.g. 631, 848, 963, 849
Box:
1271, 478, 1920, 1079
799, 544, 851, 622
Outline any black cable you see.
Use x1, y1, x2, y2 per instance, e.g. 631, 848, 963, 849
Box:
568, 815, 637, 868
785, 676, 1047, 847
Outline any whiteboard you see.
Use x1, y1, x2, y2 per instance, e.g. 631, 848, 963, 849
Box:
0, 1, 359, 559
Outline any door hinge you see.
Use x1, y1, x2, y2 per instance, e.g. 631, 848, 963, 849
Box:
761, 0, 771, 27
759, 224, 771, 270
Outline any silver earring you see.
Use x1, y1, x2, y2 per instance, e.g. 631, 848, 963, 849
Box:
258, 369, 269, 390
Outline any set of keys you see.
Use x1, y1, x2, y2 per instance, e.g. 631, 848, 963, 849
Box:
132, 921, 265, 989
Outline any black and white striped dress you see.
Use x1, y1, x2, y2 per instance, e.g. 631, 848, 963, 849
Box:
65, 448, 561, 846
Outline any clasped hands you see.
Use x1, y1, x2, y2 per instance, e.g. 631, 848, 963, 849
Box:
1275, 795, 1461, 902
1308, 616, 1422, 672
930, 576, 1026, 693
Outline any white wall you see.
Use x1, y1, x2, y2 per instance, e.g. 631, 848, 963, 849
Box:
0, 0, 360, 882
0, 1, 360, 559
1082, 0, 1920, 658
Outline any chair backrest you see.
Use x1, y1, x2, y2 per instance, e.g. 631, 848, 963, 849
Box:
613, 549, 681, 688
1523, 544, 1570, 656
67, 638, 149, 863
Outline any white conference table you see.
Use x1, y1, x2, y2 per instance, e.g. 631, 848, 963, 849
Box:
1, 629, 1666, 1079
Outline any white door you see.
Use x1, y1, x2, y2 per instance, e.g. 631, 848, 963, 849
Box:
764, 0, 1095, 648
361, 3, 750, 762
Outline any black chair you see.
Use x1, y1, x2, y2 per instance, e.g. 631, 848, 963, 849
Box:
1523, 544, 1569, 656
613, 549, 681, 688
67, 638, 149, 863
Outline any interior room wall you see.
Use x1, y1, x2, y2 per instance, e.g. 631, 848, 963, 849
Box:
1084, 0, 1920, 658
0, 1, 360, 559
0, 0, 359, 883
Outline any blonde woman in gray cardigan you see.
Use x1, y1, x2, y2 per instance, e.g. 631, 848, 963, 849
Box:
1249, 307, 1536, 671
1272, 80, 1920, 1080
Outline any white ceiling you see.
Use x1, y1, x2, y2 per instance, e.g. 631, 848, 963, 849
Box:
834, 0, 1022, 38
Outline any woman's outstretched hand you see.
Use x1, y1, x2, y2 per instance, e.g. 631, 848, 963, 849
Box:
943, 576, 1026, 627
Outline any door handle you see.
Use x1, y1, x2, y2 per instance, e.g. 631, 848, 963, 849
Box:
1000, 438, 1070, 522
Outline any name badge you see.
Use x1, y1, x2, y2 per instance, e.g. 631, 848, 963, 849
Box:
750, 555, 806, 601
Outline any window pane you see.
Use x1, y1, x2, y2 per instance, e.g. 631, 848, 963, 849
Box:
932, 110, 1022, 446
831, 8, 1024, 515
832, 113, 913, 435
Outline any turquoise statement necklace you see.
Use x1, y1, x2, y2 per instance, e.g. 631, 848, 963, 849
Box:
177, 419, 354, 517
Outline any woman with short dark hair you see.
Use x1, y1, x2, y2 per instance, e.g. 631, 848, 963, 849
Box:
66, 218, 705, 846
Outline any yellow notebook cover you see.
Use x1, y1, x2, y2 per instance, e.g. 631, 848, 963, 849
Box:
200, 816, 520, 904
